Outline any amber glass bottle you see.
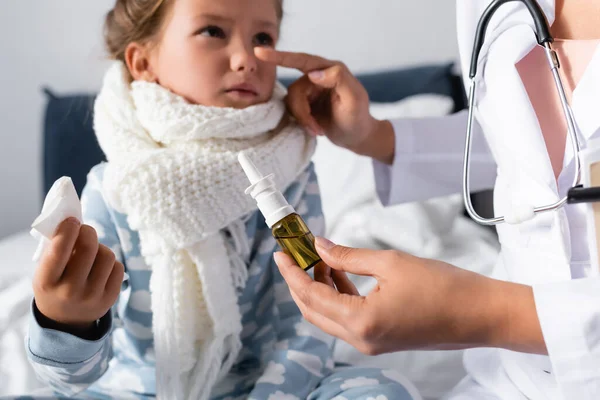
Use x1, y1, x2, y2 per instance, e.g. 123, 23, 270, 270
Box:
271, 213, 320, 271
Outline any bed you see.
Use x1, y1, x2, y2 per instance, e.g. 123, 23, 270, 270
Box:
0, 64, 499, 399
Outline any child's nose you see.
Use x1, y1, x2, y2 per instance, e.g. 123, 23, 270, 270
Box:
230, 42, 258, 73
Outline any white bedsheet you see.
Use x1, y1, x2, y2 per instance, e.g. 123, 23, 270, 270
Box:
0, 231, 46, 396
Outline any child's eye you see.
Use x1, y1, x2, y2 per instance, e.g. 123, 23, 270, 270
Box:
254, 32, 274, 47
198, 25, 226, 38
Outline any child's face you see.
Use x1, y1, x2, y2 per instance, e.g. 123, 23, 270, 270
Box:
134, 0, 280, 109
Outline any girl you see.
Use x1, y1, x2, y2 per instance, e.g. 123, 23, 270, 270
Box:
16, 0, 420, 399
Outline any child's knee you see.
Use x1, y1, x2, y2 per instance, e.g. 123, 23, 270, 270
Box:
309, 367, 419, 400
336, 382, 415, 400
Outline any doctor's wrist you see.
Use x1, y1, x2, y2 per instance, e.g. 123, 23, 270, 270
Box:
441, 273, 546, 355
479, 280, 547, 355
356, 118, 395, 165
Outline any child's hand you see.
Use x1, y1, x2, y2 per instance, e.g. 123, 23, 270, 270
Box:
32, 218, 124, 334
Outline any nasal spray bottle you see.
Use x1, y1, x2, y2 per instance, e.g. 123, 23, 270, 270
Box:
238, 151, 321, 271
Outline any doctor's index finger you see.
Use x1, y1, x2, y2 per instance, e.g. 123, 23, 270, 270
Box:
255, 48, 336, 73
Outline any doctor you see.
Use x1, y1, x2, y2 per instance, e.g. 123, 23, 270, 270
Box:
256, 0, 600, 399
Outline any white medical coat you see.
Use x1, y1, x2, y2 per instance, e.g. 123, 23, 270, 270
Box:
375, 1, 600, 398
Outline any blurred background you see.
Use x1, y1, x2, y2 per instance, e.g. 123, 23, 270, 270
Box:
0, 2, 501, 399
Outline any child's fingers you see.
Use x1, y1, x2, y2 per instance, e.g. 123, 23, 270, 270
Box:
36, 218, 81, 285
62, 225, 99, 285
103, 260, 125, 303
87, 244, 117, 292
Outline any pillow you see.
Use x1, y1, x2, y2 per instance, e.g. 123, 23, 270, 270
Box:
370, 94, 454, 120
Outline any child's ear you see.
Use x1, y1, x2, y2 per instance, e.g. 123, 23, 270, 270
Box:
125, 42, 158, 82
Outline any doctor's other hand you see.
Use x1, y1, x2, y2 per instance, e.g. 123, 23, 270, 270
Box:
274, 238, 547, 356
255, 48, 395, 165
32, 218, 124, 338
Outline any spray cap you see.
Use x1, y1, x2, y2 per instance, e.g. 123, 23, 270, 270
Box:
238, 151, 295, 228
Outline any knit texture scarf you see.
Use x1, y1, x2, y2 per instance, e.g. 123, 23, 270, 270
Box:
93, 62, 315, 400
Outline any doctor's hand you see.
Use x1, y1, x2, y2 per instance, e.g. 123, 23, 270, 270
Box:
32, 218, 124, 338
274, 237, 547, 356
255, 48, 395, 165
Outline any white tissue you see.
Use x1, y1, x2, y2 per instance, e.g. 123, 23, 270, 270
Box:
30, 177, 83, 262
30, 177, 129, 281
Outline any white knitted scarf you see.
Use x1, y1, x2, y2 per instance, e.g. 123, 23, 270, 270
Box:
93, 62, 315, 400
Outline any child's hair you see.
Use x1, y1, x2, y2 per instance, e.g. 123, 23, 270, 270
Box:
104, 0, 284, 64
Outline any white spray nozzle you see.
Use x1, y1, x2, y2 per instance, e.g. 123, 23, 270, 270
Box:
238, 151, 295, 228
238, 151, 263, 184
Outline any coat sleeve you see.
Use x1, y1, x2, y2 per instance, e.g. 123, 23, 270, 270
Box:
373, 110, 496, 206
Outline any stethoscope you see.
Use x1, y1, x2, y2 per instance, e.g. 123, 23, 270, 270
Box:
463, 0, 600, 226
